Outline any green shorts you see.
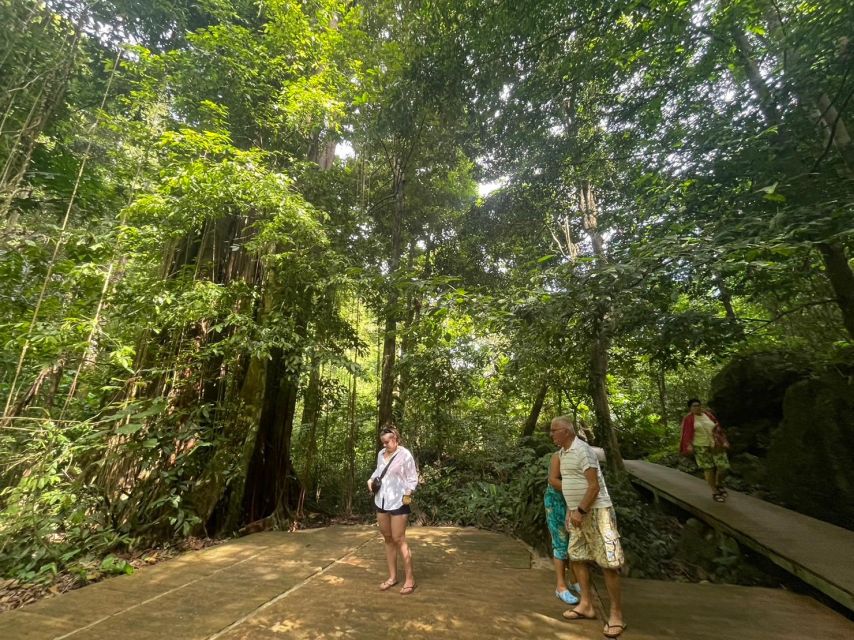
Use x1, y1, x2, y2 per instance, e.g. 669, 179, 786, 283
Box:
694, 446, 730, 471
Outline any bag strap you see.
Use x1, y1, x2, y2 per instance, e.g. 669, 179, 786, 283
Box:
378, 452, 399, 480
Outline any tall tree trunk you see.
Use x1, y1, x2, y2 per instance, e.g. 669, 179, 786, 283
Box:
579, 181, 625, 472
654, 362, 668, 428
344, 299, 360, 515
589, 312, 624, 472
232, 270, 308, 527
1, 14, 83, 225
377, 157, 404, 431
213, 337, 267, 534
818, 242, 854, 340
397, 242, 420, 423
298, 352, 322, 498
241, 346, 302, 523
521, 380, 548, 438
729, 6, 854, 336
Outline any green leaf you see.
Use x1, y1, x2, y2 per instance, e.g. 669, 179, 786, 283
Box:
116, 423, 144, 435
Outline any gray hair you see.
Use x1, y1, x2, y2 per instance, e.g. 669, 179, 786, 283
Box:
551, 416, 576, 433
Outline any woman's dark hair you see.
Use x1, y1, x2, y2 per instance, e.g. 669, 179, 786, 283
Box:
686, 398, 701, 408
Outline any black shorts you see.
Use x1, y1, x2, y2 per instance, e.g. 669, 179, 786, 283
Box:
376, 504, 411, 516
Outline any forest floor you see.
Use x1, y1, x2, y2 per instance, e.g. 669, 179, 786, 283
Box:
2, 526, 851, 640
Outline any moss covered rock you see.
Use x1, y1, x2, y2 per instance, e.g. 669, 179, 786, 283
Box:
708, 350, 810, 453
767, 370, 854, 529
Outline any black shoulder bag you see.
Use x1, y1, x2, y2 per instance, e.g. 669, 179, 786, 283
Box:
370, 452, 399, 494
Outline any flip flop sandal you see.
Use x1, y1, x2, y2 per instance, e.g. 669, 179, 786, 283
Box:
604, 623, 628, 638
555, 589, 580, 605
562, 609, 596, 621
713, 492, 726, 503
400, 584, 416, 595
379, 578, 398, 591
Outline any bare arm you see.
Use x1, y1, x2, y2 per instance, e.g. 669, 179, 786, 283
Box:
577, 467, 600, 512
567, 467, 600, 528
548, 453, 562, 491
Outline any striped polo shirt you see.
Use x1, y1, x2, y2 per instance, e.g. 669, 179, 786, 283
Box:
559, 436, 612, 509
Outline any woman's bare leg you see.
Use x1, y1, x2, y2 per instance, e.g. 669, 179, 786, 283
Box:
553, 557, 568, 591
376, 512, 397, 585
391, 514, 414, 588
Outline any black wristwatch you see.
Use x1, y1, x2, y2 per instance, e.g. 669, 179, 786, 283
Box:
576, 505, 588, 515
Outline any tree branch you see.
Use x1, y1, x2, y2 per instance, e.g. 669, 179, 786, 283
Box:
812, 84, 854, 172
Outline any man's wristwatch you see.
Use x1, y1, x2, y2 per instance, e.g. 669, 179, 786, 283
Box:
576, 505, 588, 515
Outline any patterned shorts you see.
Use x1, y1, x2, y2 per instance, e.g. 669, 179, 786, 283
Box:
694, 446, 730, 471
568, 506, 624, 569
544, 486, 569, 560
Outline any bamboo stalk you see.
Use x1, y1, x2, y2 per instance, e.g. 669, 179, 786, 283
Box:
2, 46, 123, 420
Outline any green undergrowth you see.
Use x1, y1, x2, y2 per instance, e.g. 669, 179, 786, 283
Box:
415, 446, 550, 553
413, 445, 686, 577
414, 445, 777, 584
0, 416, 207, 584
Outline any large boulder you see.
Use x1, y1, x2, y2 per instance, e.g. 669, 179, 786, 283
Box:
707, 350, 810, 453
767, 369, 854, 530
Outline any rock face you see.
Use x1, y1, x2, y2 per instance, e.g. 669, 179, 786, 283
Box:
767, 370, 854, 530
702, 348, 854, 528
707, 350, 810, 454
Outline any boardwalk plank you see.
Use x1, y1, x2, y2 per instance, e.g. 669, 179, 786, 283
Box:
624, 459, 854, 612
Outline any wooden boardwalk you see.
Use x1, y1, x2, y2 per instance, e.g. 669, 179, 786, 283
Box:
625, 459, 854, 613
1, 525, 852, 639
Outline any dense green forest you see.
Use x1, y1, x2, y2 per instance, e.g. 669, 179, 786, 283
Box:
1, 0, 852, 587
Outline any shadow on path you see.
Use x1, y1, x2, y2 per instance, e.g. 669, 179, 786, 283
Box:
1, 525, 851, 639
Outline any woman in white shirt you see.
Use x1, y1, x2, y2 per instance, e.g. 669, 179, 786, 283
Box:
367, 426, 419, 595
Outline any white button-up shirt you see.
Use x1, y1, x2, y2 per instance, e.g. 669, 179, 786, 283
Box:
370, 445, 419, 510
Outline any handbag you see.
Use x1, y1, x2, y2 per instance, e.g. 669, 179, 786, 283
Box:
712, 424, 730, 452
370, 452, 398, 493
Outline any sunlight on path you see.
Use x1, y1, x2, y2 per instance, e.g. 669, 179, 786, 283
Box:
1, 525, 851, 639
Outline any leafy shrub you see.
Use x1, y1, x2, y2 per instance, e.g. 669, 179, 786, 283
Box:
415, 445, 699, 580
607, 475, 686, 579
99, 554, 134, 576
415, 446, 552, 554
0, 420, 127, 582
0, 405, 213, 582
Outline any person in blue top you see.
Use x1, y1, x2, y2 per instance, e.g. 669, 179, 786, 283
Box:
368, 425, 419, 595
546, 428, 580, 606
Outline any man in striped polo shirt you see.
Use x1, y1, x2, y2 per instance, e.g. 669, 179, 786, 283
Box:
551, 415, 626, 639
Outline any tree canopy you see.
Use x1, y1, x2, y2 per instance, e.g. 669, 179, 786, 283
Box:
1, 0, 852, 583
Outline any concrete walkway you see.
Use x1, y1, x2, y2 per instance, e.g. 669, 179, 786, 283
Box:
2, 525, 852, 639
625, 459, 854, 612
